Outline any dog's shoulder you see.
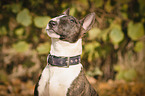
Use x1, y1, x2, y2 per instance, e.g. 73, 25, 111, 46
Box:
67, 68, 99, 96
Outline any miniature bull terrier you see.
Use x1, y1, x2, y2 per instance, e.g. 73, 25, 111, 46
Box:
34, 8, 99, 96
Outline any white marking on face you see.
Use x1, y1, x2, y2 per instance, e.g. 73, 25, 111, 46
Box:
51, 15, 66, 22
46, 15, 66, 38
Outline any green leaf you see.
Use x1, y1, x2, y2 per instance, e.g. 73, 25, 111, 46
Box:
114, 65, 122, 72
88, 51, 93, 62
88, 28, 101, 40
13, 41, 29, 53
128, 21, 144, 41
94, 0, 103, 8
94, 52, 99, 58
94, 67, 103, 76
70, 7, 76, 16
116, 68, 137, 81
138, 0, 145, 14
121, 12, 128, 19
16, 9, 32, 26
86, 67, 103, 76
118, 0, 131, 3
11, 3, 21, 13
134, 41, 144, 52
85, 42, 100, 53
105, 0, 113, 12
15, 27, 24, 36
121, 4, 128, 11
36, 42, 50, 54
101, 28, 110, 42
116, 71, 125, 80
33, 35, 39, 43
85, 43, 94, 53
124, 69, 137, 81
78, 0, 88, 8
109, 27, 124, 44
85, 42, 100, 62
34, 16, 51, 28
0, 70, 8, 82
61, 3, 68, 9
0, 26, 7, 35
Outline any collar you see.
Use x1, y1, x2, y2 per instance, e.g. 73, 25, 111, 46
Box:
47, 54, 81, 67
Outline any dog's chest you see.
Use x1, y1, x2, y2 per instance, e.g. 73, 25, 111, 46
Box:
43, 64, 82, 96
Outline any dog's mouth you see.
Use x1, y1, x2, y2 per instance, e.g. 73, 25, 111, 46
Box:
46, 29, 58, 34
46, 29, 54, 32
46, 29, 60, 38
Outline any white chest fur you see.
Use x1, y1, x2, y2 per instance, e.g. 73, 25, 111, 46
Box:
50, 38, 82, 57
38, 64, 82, 96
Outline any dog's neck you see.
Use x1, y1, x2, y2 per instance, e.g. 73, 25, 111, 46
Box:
50, 38, 82, 57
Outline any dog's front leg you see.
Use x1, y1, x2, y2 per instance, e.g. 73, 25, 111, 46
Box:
34, 65, 50, 96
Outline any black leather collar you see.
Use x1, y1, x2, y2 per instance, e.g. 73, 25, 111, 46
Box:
47, 54, 81, 67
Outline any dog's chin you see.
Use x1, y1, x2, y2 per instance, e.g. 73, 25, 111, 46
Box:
46, 29, 60, 38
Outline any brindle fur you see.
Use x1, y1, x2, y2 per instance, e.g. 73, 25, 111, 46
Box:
67, 68, 98, 96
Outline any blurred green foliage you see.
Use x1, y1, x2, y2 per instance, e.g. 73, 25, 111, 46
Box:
128, 21, 144, 40
16, 9, 32, 26
0, 0, 145, 82
114, 65, 137, 82
12, 41, 30, 53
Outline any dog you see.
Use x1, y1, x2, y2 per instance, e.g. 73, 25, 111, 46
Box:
34, 8, 99, 96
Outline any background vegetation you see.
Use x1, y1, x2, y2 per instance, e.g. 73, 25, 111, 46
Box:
0, 0, 145, 96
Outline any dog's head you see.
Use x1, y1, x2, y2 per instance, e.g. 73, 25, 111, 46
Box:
46, 8, 95, 43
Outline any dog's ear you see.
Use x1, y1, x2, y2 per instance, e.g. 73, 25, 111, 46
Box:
80, 13, 95, 32
63, 8, 70, 16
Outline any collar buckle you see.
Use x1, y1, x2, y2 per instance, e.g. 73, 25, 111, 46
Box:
66, 57, 70, 68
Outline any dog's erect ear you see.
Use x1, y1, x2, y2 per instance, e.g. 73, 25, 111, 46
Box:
80, 13, 95, 32
63, 8, 70, 16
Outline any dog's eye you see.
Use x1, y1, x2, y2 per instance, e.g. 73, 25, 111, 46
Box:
70, 19, 75, 23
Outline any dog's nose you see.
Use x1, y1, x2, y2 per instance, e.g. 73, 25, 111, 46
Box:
49, 20, 57, 28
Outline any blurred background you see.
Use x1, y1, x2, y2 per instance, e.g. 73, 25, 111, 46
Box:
0, 0, 145, 96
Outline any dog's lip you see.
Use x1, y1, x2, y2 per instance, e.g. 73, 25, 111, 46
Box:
46, 29, 60, 35
46, 29, 53, 32
46, 29, 55, 33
